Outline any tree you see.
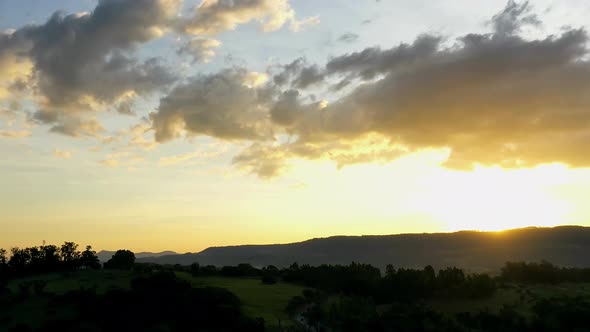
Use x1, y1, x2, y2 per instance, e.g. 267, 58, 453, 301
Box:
0, 248, 6, 265
104, 250, 135, 270
0, 248, 8, 284
80, 246, 101, 270
40, 244, 60, 271
8, 247, 31, 274
60, 242, 82, 271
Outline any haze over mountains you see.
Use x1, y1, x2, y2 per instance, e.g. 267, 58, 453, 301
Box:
126, 226, 590, 272
97, 250, 177, 263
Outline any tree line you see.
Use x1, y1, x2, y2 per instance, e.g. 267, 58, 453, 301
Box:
287, 294, 590, 332
0, 243, 137, 282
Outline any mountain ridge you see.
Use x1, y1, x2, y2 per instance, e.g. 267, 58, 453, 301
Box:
135, 226, 590, 272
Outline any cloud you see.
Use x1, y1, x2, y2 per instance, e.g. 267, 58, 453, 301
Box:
1, 0, 180, 135
128, 122, 158, 150
0, 129, 31, 138
270, 89, 326, 127
49, 116, 104, 138
289, 16, 320, 32
98, 152, 144, 168
162, 1, 590, 177
0, 30, 33, 101
177, 37, 221, 63
232, 135, 407, 178
232, 143, 289, 178
59, 1, 571, 179
99, 159, 119, 167
266, 1, 590, 170
0, 110, 17, 127
491, 0, 541, 36
272, 58, 324, 89
159, 151, 201, 166
158, 148, 223, 166
115, 98, 136, 116
271, 35, 442, 91
151, 68, 274, 142
338, 32, 359, 43
53, 149, 74, 159
179, 0, 310, 35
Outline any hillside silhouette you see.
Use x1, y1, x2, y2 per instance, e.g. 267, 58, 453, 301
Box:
136, 226, 590, 271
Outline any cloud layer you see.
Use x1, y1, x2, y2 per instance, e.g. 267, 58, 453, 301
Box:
0, 0, 315, 139
156, 1, 590, 177
4, 0, 590, 179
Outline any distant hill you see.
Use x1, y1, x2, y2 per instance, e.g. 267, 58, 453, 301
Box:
98, 250, 177, 262
135, 226, 590, 272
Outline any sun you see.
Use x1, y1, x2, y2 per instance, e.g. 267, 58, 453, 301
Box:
424, 164, 572, 232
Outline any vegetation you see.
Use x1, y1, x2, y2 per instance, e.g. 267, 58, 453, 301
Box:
3, 241, 590, 331
103, 249, 136, 270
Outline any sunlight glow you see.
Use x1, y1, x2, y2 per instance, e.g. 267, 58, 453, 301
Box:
424, 164, 573, 232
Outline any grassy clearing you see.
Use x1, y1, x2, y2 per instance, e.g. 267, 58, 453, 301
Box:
177, 273, 306, 326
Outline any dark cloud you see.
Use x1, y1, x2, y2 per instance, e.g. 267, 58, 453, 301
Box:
338, 32, 359, 43
268, 2, 590, 171
25, 0, 179, 110
270, 89, 325, 127
83, 0, 590, 178
116, 99, 136, 116
151, 68, 272, 142
491, 0, 541, 36
0, 0, 180, 136
271, 35, 441, 91
325, 34, 441, 80
237, 1, 590, 177
272, 57, 325, 89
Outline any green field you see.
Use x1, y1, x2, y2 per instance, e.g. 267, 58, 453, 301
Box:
177, 273, 306, 325
5, 270, 306, 329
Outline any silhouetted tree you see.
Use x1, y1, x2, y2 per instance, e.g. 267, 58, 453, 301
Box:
40, 245, 60, 272
8, 248, 30, 275
80, 246, 101, 270
0, 248, 6, 265
104, 250, 135, 270
60, 242, 81, 271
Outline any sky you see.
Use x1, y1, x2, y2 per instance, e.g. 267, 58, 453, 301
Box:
2, 0, 590, 253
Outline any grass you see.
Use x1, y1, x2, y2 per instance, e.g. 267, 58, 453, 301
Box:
176, 272, 306, 326
5, 270, 306, 329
